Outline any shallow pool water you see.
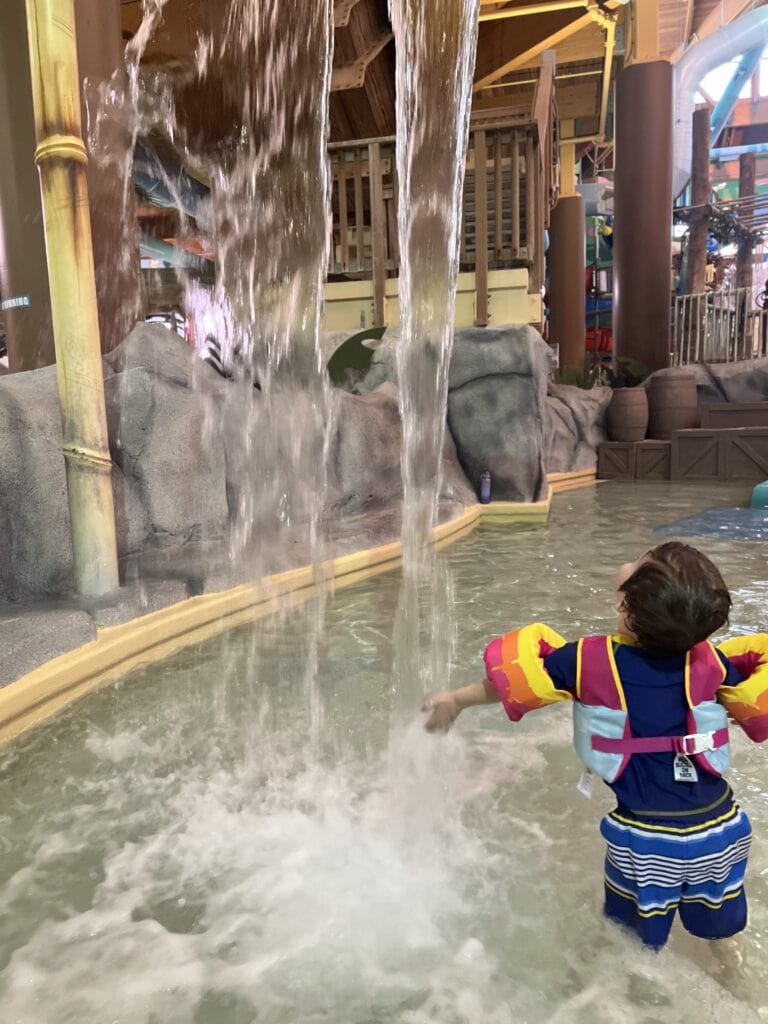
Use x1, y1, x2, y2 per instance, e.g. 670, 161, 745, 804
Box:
0, 482, 766, 1024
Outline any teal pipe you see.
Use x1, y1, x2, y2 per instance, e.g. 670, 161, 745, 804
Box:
711, 143, 768, 161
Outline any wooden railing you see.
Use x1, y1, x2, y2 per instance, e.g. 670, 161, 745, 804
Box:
328, 68, 558, 327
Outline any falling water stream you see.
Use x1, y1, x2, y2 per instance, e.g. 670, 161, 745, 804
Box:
388, 0, 479, 703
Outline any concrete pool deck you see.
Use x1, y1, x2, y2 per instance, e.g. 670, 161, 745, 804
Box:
0, 469, 596, 744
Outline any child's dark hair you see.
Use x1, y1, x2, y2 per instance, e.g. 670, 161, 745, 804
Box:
619, 542, 732, 656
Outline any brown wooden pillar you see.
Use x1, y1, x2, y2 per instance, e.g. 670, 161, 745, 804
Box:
736, 152, 756, 292
0, 0, 54, 370
613, 60, 673, 371
75, 0, 142, 353
687, 106, 711, 296
549, 195, 586, 372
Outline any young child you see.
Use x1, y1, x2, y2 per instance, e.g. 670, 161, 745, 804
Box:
423, 541, 768, 949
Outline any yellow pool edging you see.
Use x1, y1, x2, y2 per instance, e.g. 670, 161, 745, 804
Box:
0, 469, 595, 745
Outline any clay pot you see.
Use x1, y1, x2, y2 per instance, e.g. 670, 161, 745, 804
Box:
606, 388, 649, 442
647, 371, 699, 440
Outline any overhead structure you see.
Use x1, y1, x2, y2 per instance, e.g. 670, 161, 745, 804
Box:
672, 5, 768, 197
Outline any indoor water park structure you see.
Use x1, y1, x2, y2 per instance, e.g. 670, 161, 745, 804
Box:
0, 1, 767, 1021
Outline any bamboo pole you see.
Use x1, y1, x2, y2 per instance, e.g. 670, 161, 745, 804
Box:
24, 0, 119, 597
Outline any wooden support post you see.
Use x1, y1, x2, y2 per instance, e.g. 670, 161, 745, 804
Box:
687, 106, 710, 297
354, 156, 364, 271
368, 141, 387, 327
525, 132, 537, 284
736, 152, 756, 292
474, 129, 489, 326
338, 168, 349, 270
737, 152, 756, 359
511, 132, 521, 257
534, 142, 546, 295
494, 134, 503, 259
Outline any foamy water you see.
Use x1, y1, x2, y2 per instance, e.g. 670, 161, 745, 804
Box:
0, 484, 766, 1023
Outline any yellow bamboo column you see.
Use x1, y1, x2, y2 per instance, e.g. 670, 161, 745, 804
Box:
24, 0, 119, 596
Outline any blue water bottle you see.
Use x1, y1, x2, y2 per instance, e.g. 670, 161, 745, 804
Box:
479, 471, 492, 504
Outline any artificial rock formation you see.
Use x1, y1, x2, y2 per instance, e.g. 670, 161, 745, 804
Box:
0, 365, 75, 601
643, 358, 768, 404
544, 383, 611, 474
0, 324, 475, 603
359, 324, 553, 501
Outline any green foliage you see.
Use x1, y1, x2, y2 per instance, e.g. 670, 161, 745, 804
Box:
552, 365, 586, 388
678, 204, 764, 253
554, 356, 650, 391
587, 357, 650, 389
706, 206, 763, 252
326, 326, 386, 387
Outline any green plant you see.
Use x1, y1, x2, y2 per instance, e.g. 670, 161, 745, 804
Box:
705, 206, 763, 252
552, 356, 650, 391
676, 204, 763, 254
587, 356, 650, 389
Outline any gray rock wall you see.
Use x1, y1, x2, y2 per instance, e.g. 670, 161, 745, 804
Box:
358, 324, 554, 501
643, 358, 768, 404
544, 383, 611, 473
447, 326, 551, 501
0, 323, 476, 603
0, 366, 75, 601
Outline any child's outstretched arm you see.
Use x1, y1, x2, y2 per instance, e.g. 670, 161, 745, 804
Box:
422, 680, 500, 733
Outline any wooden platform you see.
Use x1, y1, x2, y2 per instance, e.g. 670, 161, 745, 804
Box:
599, 428, 768, 482
700, 403, 768, 430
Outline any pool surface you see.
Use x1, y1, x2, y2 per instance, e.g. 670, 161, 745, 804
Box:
0, 482, 766, 1023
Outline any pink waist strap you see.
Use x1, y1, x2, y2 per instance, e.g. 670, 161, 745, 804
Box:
592, 727, 729, 757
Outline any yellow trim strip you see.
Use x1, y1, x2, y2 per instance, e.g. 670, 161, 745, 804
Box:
610, 804, 738, 835
684, 649, 693, 710
679, 889, 744, 910
604, 879, 679, 918
605, 636, 627, 712
605, 877, 745, 917
575, 637, 584, 701
0, 472, 598, 747
620, 786, 733, 821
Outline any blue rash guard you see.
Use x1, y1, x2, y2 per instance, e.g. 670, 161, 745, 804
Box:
543, 639, 745, 821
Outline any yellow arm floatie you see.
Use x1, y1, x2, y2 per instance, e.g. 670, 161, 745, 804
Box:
717, 634, 768, 743
484, 622, 570, 722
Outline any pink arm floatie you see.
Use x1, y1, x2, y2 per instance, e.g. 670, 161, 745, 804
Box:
717, 634, 768, 743
483, 622, 571, 722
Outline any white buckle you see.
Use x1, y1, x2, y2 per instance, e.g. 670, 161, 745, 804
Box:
678, 731, 715, 755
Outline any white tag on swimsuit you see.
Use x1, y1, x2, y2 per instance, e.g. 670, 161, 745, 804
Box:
577, 769, 594, 799
673, 754, 699, 783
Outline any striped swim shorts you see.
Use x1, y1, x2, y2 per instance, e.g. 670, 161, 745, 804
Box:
600, 801, 753, 948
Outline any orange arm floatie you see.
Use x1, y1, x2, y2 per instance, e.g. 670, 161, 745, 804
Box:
717, 634, 768, 743
484, 622, 570, 722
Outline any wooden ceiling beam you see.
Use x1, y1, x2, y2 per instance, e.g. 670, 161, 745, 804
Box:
672, 0, 761, 62
480, 1, 585, 20
598, 11, 617, 138
333, 0, 364, 28
683, 0, 695, 47
474, 12, 593, 90
331, 31, 393, 91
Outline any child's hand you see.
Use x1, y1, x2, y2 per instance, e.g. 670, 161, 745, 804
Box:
422, 692, 460, 733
